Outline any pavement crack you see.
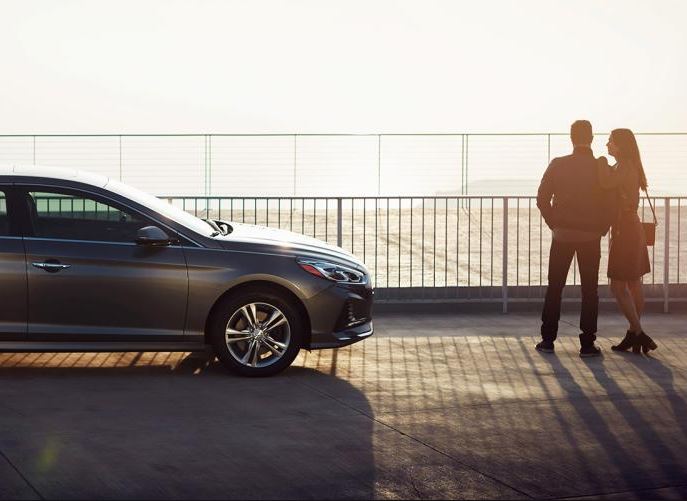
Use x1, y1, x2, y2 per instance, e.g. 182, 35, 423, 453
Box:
408, 468, 424, 499
552, 482, 687, 500
0, 448, 44, 500
559, 318, 578, 329
296, 379, 534, 500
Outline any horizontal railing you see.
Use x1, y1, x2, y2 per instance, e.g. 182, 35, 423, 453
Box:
163, 195, 687, 311
2, 133, 687, 196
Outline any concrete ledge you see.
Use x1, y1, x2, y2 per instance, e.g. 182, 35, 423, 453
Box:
374, 298, 687, 314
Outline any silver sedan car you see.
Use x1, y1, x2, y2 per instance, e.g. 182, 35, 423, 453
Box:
0, 166, 373, 376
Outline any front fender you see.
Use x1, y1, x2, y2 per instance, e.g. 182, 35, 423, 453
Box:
181, 247, 332, 337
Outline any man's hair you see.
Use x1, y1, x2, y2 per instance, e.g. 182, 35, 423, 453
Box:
570, 120, 593, 145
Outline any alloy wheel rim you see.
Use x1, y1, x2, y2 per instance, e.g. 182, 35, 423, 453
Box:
225, 302, 291, 368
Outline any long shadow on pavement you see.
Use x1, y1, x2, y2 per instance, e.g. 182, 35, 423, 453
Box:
536, 350, 687, 497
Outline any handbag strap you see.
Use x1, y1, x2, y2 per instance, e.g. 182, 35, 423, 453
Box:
643, 187, 658, 225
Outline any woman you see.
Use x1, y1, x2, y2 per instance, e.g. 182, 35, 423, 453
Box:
598, 128, 656, 354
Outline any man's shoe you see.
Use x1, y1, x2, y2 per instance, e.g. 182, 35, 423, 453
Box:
580, 345, 602, 358
535, 341, 555, 353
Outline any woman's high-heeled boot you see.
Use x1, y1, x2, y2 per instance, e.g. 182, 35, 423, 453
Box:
634, 332, 658, 354
612, 331, 637, 352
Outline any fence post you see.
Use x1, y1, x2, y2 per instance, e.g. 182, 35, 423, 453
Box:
336, 198, 343, 248
377, 134, 381, 196
460, 135, 465, 209
118, 135, 123, 181
502, 197, 509, 313
208, 134, 212, 196
293, 134, 297, 196
465, 134, 469, 197
664, 197, 670, 313
203, 135, 208, 196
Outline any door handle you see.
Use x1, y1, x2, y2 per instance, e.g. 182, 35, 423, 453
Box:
32, 261, 71, 273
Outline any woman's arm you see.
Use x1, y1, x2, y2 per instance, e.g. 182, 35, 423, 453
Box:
597, 156, 628, 189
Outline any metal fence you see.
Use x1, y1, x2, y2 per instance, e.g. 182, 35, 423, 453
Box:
164, 195, 687, 311
4, 133, 686, 309
2, 133, 687, 196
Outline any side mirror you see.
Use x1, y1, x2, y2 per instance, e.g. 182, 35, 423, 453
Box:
135, 226, 173, 246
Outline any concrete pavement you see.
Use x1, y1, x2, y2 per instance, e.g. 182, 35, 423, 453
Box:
1, 311, 686, 499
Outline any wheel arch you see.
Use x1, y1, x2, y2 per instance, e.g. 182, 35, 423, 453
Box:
203, 280, 312, 349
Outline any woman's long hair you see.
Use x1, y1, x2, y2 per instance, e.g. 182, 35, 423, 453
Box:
611, 128, 648, 190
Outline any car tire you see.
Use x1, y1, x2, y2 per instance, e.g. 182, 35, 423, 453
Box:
209, 287, 304, 377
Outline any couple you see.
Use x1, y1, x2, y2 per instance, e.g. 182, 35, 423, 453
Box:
535, 120, 656, 357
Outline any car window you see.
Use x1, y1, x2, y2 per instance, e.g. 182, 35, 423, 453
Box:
0, 191, 8, 236
27, 190, 148, 243
104, 179, 215, 237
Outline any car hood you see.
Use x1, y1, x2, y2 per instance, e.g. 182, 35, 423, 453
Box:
214, 221, 368, 272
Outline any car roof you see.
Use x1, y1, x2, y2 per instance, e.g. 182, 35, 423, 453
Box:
0, 164, 109, 188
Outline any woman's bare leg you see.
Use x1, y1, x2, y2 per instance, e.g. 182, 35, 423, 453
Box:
610, 279, 643, 333
627, 279, 644, 320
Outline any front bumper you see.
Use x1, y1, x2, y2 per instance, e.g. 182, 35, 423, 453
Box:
308, 320, 374, 349
305, 281, 374, 350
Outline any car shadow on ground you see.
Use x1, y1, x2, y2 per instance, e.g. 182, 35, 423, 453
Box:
0, 351, 376, 500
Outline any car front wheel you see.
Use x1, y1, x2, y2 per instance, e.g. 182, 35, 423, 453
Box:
209, 289, 304, 377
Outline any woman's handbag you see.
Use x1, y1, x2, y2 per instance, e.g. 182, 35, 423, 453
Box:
643, 189, 658, 246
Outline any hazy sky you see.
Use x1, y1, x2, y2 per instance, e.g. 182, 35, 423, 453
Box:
2, 0, 686, 134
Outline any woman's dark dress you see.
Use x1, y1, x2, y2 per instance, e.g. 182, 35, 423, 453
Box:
598, 160, 651, 280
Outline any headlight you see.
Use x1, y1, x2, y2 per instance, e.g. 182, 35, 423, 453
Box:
297, 258, 367, 284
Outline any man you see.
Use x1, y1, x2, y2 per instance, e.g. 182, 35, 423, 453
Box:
536, 120, 608, 357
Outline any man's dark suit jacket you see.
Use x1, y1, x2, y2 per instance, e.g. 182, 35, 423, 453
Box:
536, 146, 609, 235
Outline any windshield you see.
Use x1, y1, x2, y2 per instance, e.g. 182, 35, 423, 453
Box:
104, 179, 215, 237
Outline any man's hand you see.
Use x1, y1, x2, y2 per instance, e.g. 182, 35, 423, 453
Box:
597, 156, 610, 168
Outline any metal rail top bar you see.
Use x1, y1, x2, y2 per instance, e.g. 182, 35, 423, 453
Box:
160, 195, 687, 200
1, 132, 686, 137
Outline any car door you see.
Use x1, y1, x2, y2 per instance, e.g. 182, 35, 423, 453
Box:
0, 186, 27, 340
20, 185, 189, 341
